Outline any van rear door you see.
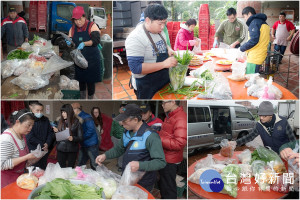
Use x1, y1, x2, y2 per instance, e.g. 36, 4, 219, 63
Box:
188, 106, 214, 150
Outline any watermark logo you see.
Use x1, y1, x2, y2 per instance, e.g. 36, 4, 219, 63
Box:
199, 169, 224, 192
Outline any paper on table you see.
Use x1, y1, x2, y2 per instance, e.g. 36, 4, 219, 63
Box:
55, 128, 70, 141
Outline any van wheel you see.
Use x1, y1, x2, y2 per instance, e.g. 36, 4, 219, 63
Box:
188, 149, 196, 155
238, 132, 248, 139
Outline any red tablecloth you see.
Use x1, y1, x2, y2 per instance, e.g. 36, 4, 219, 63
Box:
153, 72, 297, 100
188, 151, 288, 199
1, 182, 155, 199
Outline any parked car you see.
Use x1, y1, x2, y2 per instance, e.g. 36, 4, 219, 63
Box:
188, 101, 256, 153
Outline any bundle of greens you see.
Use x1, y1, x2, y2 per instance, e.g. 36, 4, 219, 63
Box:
200, 70, 214, 80
29, 35, 40, 45
34, 178, 103, 199
159, 79, 206, 99
251, 146, 286, 174
169, 48, 193, 91
7, 50, 32, 60
221, 164, 241, 198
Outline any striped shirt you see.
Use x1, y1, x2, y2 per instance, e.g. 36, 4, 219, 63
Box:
1, 129, 26, 170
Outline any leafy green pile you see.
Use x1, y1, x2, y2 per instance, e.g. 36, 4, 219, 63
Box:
29, 35, 40, 45
221, 164, 241, 198
159, 80, 207, 99
251, 149, 268, 164
173, 46, 193, 65
7, 49, 32, 60
34, 178, 103, 199
200, 70, 214, 80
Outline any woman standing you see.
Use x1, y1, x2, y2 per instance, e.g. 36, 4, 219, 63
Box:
91, 107, 103, 145
53, 104, 82, 168
174, 19, 199, 51
1, 109, 37, 188
67, 6, 103, 99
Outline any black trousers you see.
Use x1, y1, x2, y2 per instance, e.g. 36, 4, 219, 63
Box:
57, 151, 77, 168
158, 163, 178, 199
79, 82, 95, 96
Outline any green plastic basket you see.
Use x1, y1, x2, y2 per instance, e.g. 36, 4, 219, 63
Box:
177, 180, 187, 198
61, 90, 80, 99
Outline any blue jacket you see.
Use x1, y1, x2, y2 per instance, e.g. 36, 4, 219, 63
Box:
240, 14, 270, 65
78, 111, 98, 147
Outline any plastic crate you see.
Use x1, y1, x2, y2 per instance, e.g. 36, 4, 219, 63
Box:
61, 90, 80, 99
199, 4, 210, 15
177, 180, 187, 198
167, 21, 173, 30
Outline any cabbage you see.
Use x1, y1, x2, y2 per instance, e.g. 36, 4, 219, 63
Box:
221, 164, 241, 198
96, 178, 117, 199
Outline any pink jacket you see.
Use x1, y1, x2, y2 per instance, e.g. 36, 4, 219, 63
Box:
174, 27, 194, 51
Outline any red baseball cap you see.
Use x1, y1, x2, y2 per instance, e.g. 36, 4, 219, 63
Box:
72, 6, 85, 19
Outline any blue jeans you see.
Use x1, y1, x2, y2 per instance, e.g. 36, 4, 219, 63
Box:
77, 144, 99, 170
274, 44, 287, 62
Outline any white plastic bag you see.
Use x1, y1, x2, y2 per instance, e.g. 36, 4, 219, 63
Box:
112, 185, 148, 199
238, 149, 252, 164
192, 38, 202, 54
188, 167, 214, 184
42, 55, 74, 74
59, 75, 70, 89
120, 164, 145, 186
194, 154, 215, 171
11, 69, 50, 90
197, 73, 232, 99
38, 163, 66, 186
70, 49, 88, 69
227, 62, 247, 81
1, 59, 22, 78
26, 144, 48, 167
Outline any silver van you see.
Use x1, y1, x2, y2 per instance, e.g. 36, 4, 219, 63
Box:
188, 101, 256, 153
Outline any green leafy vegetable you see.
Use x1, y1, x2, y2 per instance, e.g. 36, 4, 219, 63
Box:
7, 50, 32, 60
200, 70, 214, 80
174, 44, 193, 65
169, 63, 188, 91
159, 80, 208, 99
221, 164, 241, 198
29, 35, 40, 45
34, 178, 103, 199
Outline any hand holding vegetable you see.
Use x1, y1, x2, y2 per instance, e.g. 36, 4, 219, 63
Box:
129, 161, 139, 172
163, 57, 177, 68
95, 154, 106, 166
280, 147, 293, 160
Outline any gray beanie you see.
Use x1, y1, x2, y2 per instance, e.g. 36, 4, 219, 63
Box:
257, 101, 274, 116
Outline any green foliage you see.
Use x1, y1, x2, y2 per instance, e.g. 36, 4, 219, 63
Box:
194, 25, 199, 38
215, 1, 238, 21
182, 11, 191, 21
7, 50, 32, 60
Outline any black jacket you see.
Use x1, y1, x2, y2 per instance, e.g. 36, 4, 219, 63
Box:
26, 116, 55, 151
56, 118, 83, 153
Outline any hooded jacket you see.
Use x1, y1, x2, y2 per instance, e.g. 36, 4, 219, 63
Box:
159, 106, 187, 163
1, 15, 29, 47
78, 111, 99, 147
174, 24, 194, 51
240, 14, 270, 65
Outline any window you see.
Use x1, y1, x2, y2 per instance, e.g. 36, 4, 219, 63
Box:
94, 9, 105, 19
235, 107, 253, 120
188, 107, 211, 123
57, 5, 75, 21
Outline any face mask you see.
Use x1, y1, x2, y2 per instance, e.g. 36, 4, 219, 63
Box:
34, 113, 43, 118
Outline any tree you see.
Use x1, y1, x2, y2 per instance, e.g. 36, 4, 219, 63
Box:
215, 1, 238, 21
182, 11, 191, 21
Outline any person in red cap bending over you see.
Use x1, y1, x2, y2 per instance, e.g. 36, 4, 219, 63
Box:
67, 6, 103, 99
